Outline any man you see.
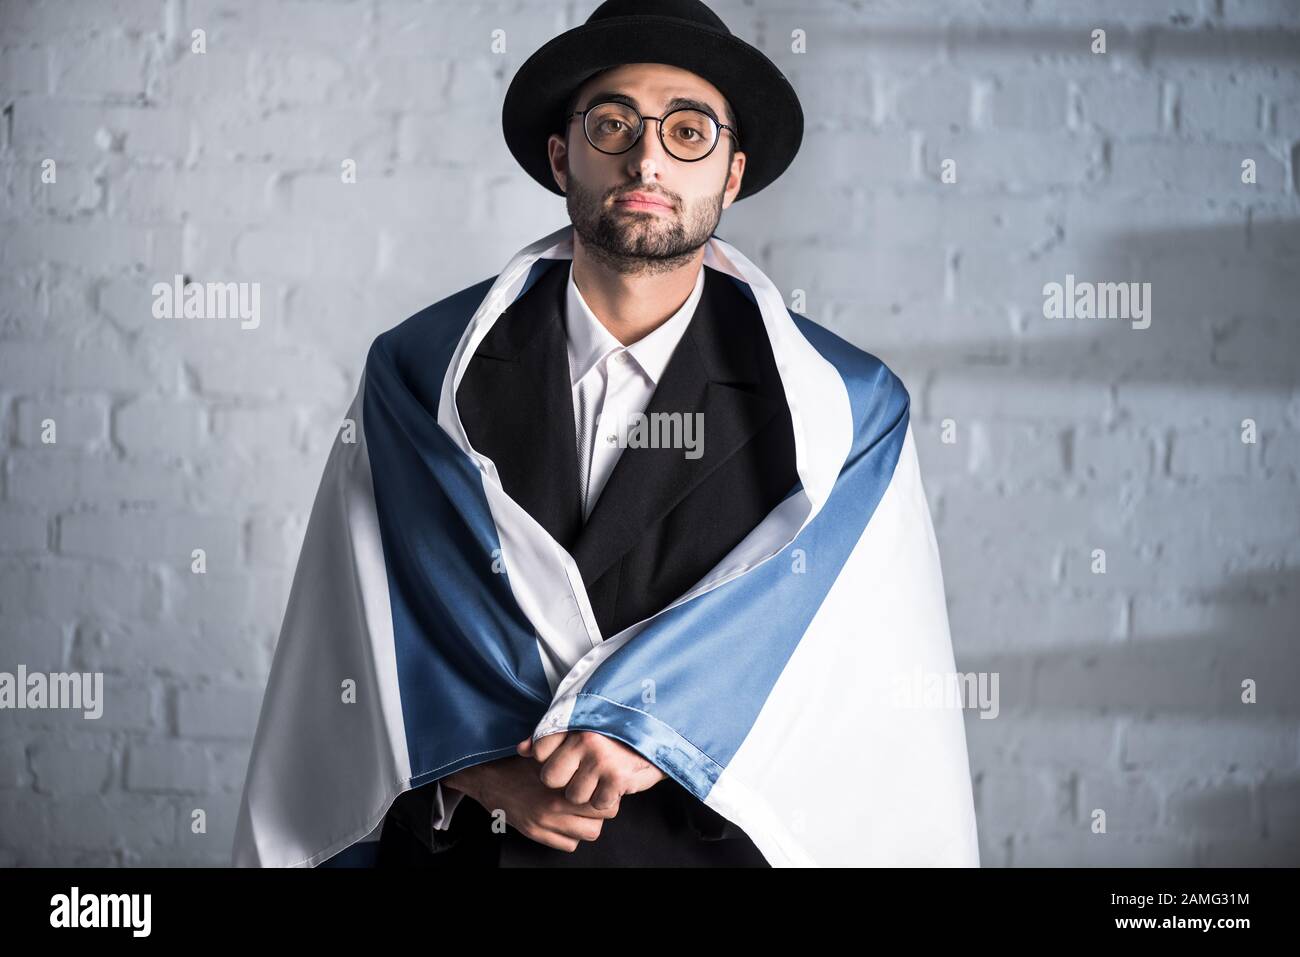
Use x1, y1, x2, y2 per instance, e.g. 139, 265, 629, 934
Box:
379, 0, 805, 867
233, 0, 979, 871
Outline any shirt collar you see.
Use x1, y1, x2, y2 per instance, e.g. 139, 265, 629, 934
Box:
564, 261, 706, 388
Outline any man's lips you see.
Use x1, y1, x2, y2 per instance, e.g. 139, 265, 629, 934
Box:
613, 193, 673, 212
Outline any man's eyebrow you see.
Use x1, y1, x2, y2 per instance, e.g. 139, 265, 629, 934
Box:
582, 90, 724, 125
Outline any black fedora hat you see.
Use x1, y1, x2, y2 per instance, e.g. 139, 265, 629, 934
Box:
501, 0, 803, 202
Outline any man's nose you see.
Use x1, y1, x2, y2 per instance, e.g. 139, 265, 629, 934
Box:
624, 122, 671, 181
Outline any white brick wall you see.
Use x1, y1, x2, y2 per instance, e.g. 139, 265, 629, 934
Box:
1, 0, 1297, 867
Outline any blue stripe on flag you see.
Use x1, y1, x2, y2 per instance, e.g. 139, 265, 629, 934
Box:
566, 280, 911, 801
363, 263, 561, 788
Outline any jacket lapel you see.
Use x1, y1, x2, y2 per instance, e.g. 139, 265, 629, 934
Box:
569, 266, 785, 587
454, 258, 585, 551
456, 259, 785, 593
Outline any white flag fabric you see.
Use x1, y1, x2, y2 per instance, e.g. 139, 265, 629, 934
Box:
232, 224, 980, 867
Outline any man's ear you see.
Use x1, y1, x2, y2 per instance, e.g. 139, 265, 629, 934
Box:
721, 149, 746, 210
547, 133, 568, 194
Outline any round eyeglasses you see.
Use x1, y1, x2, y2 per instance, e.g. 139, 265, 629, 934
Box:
567, 100, 739, 162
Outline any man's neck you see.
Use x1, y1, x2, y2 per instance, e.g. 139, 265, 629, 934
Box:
570, 235, 705, 347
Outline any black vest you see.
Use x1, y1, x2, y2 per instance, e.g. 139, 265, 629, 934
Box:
380, 257, 797, 867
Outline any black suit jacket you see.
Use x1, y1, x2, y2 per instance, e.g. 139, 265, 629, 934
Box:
379, 255, 798, 867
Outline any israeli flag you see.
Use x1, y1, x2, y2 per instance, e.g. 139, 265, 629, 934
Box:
232, 224, 980, 867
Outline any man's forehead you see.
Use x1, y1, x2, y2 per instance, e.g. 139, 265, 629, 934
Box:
580, 88, 725, 119
576, 66, 725, 108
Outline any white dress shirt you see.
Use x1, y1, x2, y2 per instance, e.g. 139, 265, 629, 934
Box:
429, 260, 707, 835
565, 260, 706, 520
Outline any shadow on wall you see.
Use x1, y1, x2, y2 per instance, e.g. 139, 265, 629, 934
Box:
844, 217, 1298, 867
958, 567, 1300, 867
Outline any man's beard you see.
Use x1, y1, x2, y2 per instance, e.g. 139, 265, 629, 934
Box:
565, 172, 725, 276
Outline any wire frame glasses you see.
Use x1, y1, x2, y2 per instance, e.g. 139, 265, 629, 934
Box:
568, 100, 739, 162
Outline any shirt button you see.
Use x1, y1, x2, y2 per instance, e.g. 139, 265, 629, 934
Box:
615, 352, 629, 364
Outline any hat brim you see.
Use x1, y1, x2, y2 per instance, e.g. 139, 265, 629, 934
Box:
502, 15, 803, 202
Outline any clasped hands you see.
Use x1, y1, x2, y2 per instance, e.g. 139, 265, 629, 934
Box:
446, 731, 667, 852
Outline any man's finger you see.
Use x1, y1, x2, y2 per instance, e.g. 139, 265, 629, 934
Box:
590, 778, 623, 810
529, 731, 566, 763
567, 796, 620, 819
537, 736, 586, 790
538, 810, 604, 844
522, 826, 580, 853
564, 761, 603, 806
